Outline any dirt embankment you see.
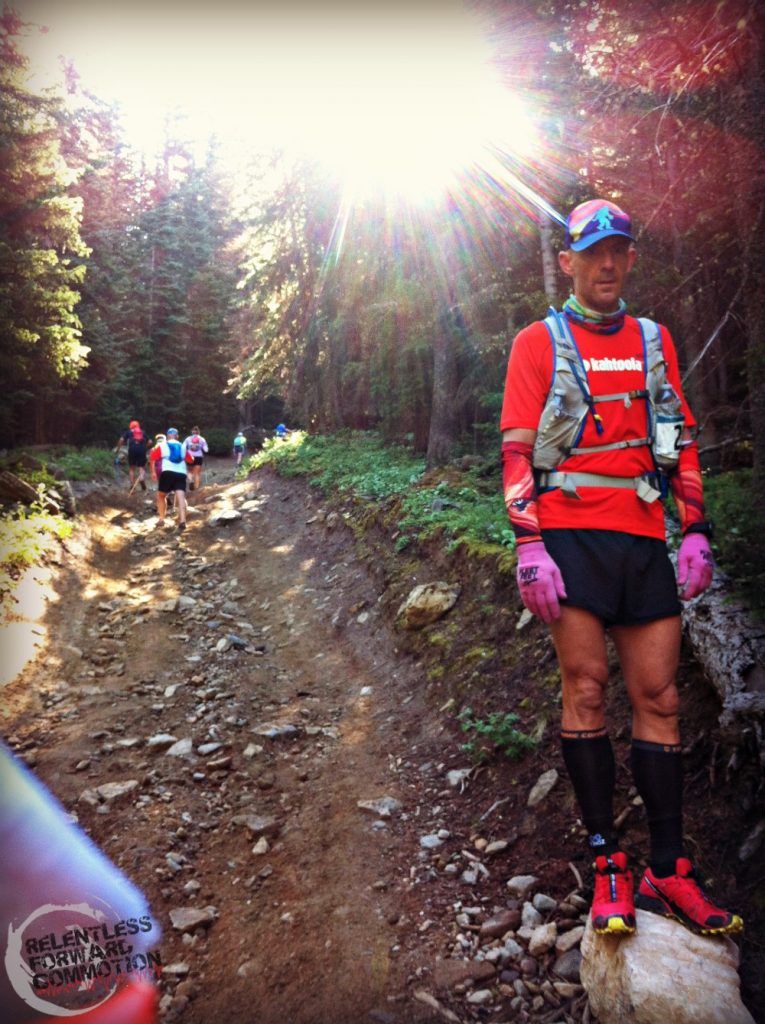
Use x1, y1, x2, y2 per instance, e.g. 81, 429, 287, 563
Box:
1, 458, 763, 1024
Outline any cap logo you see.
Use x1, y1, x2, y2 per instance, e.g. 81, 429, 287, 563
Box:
595, 207, 614, 230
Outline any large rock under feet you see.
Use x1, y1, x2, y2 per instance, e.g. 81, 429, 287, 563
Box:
581, 909, 754, 1024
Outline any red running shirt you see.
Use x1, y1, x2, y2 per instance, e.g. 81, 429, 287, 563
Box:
500, 316, 696, 540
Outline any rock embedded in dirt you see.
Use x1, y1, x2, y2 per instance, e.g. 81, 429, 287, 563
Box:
527, 767, 559, 807
208, 509, 242, 526
169, 906, 218, 933
166, 737, 194, 757
396, 582, 460, 630
147, 733, 178, 749
505, 874, 539, 900
357, 796, 403, 818
234, 813, 279, 837
479, 908, 522, 939
552, 948, 582, 983
79, 779, 139, 804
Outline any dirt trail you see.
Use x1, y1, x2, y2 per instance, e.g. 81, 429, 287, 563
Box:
3, 460, 762, 1024
2, 459, 448, 1024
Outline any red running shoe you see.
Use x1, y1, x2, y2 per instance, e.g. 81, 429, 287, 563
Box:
636, 857, 743, 935
591, 851, 636, 934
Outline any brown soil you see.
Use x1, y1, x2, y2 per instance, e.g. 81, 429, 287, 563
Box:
1, 457, 763, 1024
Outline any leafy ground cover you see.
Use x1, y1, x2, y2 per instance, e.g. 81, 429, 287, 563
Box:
246, 430, 764, 614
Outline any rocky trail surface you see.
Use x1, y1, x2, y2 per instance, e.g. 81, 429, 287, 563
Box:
1, 458, 761, 1024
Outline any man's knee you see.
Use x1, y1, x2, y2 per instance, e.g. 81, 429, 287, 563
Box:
635, 679, 680, 720
564, 672, 608, 716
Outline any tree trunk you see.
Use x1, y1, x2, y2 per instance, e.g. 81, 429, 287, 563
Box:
426, 314, 458, 469
539, 217, 558, 304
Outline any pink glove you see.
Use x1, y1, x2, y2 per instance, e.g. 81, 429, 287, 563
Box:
516, 541, 567, 623
677, 532, 714, 600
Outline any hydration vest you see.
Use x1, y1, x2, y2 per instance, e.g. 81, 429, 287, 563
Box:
532, 308, 684, 503
165, 441, 183, 464
128, 427, 145, 452
189, 434, 203, 454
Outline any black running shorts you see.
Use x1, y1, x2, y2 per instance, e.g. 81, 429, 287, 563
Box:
192, 456, 204, 466
158, 470, 187, 494
541, 528, 681, 627
127, 452, 147, 467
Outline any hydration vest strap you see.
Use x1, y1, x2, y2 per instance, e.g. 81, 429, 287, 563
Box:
569, 437, 651, 456
595, 388, 649, 406
537, 471, 663, 504
547, 310, 606, 436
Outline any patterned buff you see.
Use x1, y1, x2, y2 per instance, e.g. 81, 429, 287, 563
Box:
563, 294, 627, 335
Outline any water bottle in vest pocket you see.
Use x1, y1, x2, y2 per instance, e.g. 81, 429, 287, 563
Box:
652, 382, 684, 472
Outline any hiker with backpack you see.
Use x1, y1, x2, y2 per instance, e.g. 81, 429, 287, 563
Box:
183, 425, 209, 491
500, 199, 741, 939
148, 428, 193, 531
232, 430, 247, 468
117, 420, 148, 492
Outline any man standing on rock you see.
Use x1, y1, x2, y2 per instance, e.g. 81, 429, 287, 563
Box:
148, 427, 193, 532
500, 199, 742, 937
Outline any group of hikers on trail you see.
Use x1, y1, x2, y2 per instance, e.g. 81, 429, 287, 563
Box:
115, 425, 285, 529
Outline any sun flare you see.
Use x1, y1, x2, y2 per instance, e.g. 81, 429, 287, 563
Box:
18, 2, 539, 206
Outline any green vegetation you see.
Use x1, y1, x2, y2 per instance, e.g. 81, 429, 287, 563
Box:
0, 504, 73, 598
245, 431, 426, 498
250, 430, 764, 615
397, 477, 513, 553
703, 469, 765, 616
457, 706, 537, 764
247, 431, 515, 562
1, 447, 114, 482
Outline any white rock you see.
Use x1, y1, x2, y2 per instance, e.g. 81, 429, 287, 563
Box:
527, 768, 559, 807
166, 737, 193, 757
209, 509, 243, 525
506, 875, 539, 899
95, 780, 138, 801
396, 582, 460, 629
447, 768, 472, 788
169, 906, 217, 933
484, 840, 509, 855
581, 910, 754, 1024
522, 901, 543, 928
466, 989, 494, 1005
147, 733, 177, 749
528, 922, 558, 955
357, 796, 402, 818
420, 834, 443, 849
555, 925, 585, 953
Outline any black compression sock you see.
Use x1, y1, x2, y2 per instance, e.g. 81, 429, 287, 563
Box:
560, 729, 618, 856
630, 738, 684, 873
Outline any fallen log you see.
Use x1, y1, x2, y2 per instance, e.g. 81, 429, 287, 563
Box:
0, 470, 62, 515
667, 545, 765, 744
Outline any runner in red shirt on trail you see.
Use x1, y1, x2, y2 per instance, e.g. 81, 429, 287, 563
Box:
500, 198, 741, 938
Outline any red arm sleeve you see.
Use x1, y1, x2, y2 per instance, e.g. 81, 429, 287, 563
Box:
670, 442, 707, 533
502, 441, 542, 545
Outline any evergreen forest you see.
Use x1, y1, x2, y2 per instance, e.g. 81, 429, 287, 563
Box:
1, 1, 763, 547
